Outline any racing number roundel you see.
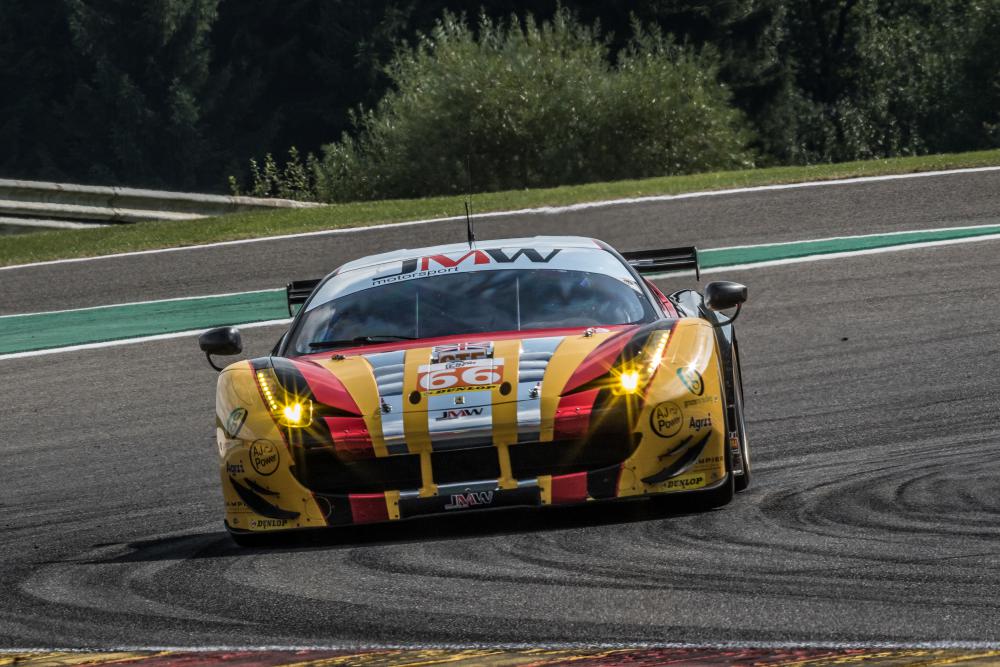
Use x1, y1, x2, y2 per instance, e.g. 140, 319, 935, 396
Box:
418, 359, 503, 394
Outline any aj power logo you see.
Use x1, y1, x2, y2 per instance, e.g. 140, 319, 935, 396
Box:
650, 402, 683, 437
249, 440, 279, 476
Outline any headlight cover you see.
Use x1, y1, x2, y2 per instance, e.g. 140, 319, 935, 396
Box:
613, 329, 670, 395
254, 367, 314, 428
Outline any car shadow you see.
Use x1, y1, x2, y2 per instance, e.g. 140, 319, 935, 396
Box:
93, 495, 716, 564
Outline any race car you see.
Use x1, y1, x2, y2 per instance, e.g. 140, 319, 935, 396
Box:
199, 236, 750, 545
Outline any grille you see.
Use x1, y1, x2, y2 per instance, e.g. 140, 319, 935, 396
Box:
295, 432, 636, 494
508, 437, 634, 479
433, 447, 501, 484
296, 450, 422, 493
293, 392, 637, 493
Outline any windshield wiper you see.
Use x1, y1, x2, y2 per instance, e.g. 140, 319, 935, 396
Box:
309, 335, 416, 349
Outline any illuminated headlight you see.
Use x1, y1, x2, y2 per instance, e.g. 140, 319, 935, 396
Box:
255, 369, 314, 428
615, 329, 671, 395
279, 400, 312, 427
618, 370, 641, 393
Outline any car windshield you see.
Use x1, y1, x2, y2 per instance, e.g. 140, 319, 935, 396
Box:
287, 268, 656, 355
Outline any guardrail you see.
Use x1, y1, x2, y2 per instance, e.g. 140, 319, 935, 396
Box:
0, 178, 322, 229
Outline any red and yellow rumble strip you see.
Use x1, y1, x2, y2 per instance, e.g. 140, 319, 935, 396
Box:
5, 648, 1000, 667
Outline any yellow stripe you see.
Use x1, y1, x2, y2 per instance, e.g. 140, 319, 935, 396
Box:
1, 652, 165, 667
269, 650, 1000, 667
495, 443, 516, 489
917, 651, 1000, 666
385, 489, 401, 519
10, 650, 1000, 667
418, 450, 437, 497
538, 331, 614, 441
485, 339, 522, 489
538, 474, 553, 504
279, 651, 400, 667
281, 649, 522, 667
779, 650, 944, 666
316, 356, 387, 457
402, 347, 433, 456
491, 339, 521, 447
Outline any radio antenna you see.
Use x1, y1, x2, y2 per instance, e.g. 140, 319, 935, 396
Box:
465, 201, 475, 248
464, 153, 475, 248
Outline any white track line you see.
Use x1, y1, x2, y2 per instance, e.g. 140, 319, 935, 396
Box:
3, 164, 999, 273
1, 641, 999, 651
650, 231, 1000, 279
8, 220, 1000, 320
5, 221, 1000, 320
6, 228, 1000, 362
0, 287, 284, 319
703, 221, 1000, 250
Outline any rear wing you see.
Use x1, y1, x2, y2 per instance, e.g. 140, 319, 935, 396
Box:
621, 246, 699, 280
285, 279, 321, 316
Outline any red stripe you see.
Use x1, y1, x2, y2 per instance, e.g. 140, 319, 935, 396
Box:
553, 388, 598, 441
646, 279, 679, 317
324, 416, 374, 459
349, 493, 389, 523
550, 472, 588, 504
561, 330, 636, 394
295, 360, 363, 415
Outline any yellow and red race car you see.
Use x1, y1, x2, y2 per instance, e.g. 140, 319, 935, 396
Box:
199, 236, 750, 545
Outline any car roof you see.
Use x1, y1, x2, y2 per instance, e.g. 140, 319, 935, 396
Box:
334, 235, 606, 274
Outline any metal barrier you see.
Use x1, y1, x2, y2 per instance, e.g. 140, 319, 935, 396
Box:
0, 178, 322, 228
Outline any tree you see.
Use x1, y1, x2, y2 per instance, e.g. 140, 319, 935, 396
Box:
59, 0, 219, 188
313, 10, 752, 202
0, 0, 77, 181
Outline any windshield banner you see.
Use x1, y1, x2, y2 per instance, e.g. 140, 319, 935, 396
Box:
307, 246, 639, 310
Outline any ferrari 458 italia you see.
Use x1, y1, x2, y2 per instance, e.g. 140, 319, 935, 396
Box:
199, 236, 750, 545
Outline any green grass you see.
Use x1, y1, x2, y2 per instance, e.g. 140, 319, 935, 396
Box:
4, 149, 1000, 267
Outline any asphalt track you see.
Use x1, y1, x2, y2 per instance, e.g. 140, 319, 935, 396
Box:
2, 170, 1000, 648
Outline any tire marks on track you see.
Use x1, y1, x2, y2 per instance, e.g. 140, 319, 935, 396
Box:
3, 214, 1000, 647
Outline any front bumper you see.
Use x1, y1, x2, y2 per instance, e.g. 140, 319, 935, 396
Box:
224, 470, 733, 540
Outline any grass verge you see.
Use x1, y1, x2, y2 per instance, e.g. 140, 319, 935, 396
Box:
3, 149, 1000, 267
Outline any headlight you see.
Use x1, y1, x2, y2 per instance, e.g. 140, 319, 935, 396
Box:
618, 370, 641, 393
255, 368, 314, 428
614, 329, 670, 395
280, 400, 312, 427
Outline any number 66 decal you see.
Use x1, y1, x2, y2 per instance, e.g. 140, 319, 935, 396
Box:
418, 359, 504, 393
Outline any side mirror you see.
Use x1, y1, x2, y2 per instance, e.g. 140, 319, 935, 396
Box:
704, 281, 747, 311
199, 326, 243, 371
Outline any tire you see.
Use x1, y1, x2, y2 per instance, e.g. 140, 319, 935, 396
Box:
731, 341, 752, 492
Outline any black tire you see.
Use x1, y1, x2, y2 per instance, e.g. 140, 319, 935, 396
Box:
731, 341, 752, 492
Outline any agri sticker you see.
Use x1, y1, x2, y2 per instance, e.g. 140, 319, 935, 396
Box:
677, 367, 704, 396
